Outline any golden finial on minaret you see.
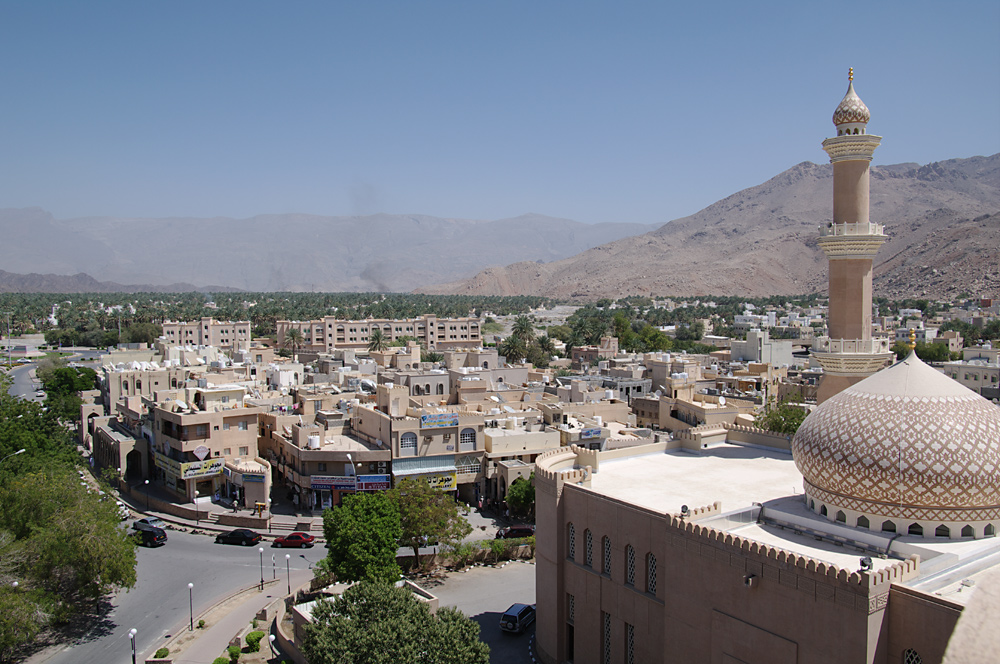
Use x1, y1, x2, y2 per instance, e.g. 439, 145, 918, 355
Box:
908, 328, 917, 352
848, 67, 854, 82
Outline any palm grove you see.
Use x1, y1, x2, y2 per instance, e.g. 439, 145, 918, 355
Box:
0, 374, 137, 662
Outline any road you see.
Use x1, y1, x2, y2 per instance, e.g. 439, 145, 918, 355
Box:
37, 529, 318, 664
428, 561, 537, 664
6, 362, 42, 401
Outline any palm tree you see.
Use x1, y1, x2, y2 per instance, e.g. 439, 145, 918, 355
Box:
512, 315, 535, 343
537, 335, 556, 356
368, 329, 388, 352
283, 328, 304, 361
499, 336, 527, 365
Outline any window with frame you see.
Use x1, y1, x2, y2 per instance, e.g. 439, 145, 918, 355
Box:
647, 553, 657, 595
585, 529, 593, 567
903, 649, 922, 664
400, 432, 417, 456
625, 622, 634, 664
238, 420, 248, 431
455, 454, 479, 475
567, 523, 576, 560
459, 428, 476, 451
625, 544, 635, 586
567, 593, 575, 625
602, 536, 611, 575
238, 446, 249, 456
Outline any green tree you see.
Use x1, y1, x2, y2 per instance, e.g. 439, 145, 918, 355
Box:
755, 399, 807, 435
892, 340, 951, 362
368, 329, 389, 352
511, 315, 535, 344
320, 492, 402, 584
505, 473, 535, 517
498, 336, 527, 364
391, 477, 471, 568
283, 328, 304, 360
302, 581, 489, 664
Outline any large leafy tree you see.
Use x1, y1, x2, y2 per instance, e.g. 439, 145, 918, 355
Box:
320, 492, 402, 584
368, 329, 388, 352
506, 474, 536, 518
35, 365, 98, 423
302, 581, 489, 664
511, 315, 535, 343
755, 399, 808, 435
391, 477, 471, 567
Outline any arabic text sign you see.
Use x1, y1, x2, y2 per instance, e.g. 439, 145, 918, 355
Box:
357, 474, 391, 491
420, 413, 459, 429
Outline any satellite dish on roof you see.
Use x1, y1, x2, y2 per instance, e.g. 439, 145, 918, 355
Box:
718, 396, 726, 406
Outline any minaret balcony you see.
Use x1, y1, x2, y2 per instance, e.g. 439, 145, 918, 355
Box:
819, 221, 885, 238
811, 336, 895, 376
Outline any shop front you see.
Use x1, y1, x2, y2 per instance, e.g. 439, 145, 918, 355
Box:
391, 455, 459, 496
309, 475, 357, 509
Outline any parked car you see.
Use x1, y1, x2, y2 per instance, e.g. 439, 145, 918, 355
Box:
116, 500, 130, 520
273, 532, 315, 548
132, 517, 167, 532
500, 603, 536, 634
496, 525, 535, 539
134, 526, 168, 547
34, 390, 45, 397
215, 529, 262, 546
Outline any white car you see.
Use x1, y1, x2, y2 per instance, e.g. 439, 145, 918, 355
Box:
116, 500, 130, 521
35, 390, 45, 397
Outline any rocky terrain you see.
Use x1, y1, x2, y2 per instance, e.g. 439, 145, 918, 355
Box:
420, 155, 1000, 300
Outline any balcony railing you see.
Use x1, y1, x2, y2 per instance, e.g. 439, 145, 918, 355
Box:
819, 222, 885, 237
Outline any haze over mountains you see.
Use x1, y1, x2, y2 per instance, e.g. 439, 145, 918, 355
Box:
0, 211, 655, 293
421, 154, 1000, 300
1, 154, 997, 299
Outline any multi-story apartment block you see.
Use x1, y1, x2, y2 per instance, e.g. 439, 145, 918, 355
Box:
276, 315, 481, 353
161, 317, 252, 352
151, 386, 267, 504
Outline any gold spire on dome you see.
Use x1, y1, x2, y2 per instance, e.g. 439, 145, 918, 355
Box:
909, 328, 917, 351
849, 67, 854, 82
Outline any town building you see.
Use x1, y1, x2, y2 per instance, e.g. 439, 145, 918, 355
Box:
276, 315, 482, 353
161, 317, 252, 352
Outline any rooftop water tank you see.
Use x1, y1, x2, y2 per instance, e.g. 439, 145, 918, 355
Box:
308, 435, 321, 450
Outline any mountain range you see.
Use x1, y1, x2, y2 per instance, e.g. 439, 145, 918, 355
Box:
0, 210, 655, 293
419, 154, 1000, 300
2, 154, 997, 298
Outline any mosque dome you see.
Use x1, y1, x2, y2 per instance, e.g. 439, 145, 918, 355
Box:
832, 80, 871, 127
792, 352, 1000, 537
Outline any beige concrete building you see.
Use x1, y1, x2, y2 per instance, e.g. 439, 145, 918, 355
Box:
811, 71, 894, 402
276, 315, 481, 353
161, 317, 252, 352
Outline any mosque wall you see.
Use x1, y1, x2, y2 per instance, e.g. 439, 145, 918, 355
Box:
887, 585, 962, 664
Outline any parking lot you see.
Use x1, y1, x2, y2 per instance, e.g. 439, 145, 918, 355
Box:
418, 560, 536, 664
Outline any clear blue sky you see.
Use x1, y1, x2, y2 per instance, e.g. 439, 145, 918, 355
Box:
1, 1, 997, 225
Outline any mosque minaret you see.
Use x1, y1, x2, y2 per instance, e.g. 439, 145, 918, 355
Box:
812, 69, 895, 403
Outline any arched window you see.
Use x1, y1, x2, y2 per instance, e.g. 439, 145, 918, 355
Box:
585, 529, 593, 567
625, 545, 635, 586
903, 648, 922, 664
646, 554, 657, 595
857, 515, 869, 529
602, 536, 612, 575
135, 380, 142, 393
567, 523, 575, 560
836, 510, 846, 523
459, 428, 476, 452
935, 525, 950, 538
820, 505, 828, 517
400, 432, 417, 456
961, 525, 974, 538
809, 499, 815, 510
437, 384, 444, 395
882, 520, 896, 533
986, 524, 996, 537
483, 361, 489, 369
908, 523, 924, 536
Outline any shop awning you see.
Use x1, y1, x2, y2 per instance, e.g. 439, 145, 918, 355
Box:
391, 455, 457, 477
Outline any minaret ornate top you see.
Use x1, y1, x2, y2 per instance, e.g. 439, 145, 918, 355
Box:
812, 70, 894, 402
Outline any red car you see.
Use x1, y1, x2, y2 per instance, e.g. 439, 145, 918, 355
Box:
273, 532, 315, 548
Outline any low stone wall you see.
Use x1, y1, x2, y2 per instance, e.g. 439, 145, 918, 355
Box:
217, 513, 270, 529
121, 483, 208, 522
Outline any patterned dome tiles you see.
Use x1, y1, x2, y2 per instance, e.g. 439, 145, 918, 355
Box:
792, 353, 1000, 517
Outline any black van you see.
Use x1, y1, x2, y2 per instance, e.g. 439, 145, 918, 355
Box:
496, 525, 535, 539
135, 526, 168, 547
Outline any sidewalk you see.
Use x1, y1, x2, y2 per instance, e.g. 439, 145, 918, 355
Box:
164, 569, 311, 664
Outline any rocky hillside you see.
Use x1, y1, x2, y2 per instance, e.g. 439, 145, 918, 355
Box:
0, 270, 236, 294
419, 155, 1000, 299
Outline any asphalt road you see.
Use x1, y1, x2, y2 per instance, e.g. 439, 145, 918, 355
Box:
37, 529, 319, 664
429, 561, 537, 664
6, 362, 42, 401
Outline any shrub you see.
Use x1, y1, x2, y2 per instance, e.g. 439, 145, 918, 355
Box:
154, 648, 169, 658
213, 658, 230, 664
246, 630, 265, 652
198, 619, 206, 629
228, 644, 241, 663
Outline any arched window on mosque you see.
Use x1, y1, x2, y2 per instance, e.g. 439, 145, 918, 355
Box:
820, 505, 828, 517
908, 523, 924, 536
961, 525, 974, 538
836, 510, 846, 523
903, 648, 922, 664
857, 515, 870, 529
882, 520, 896, 533
986, 524, 996, 537
935, 525, 950, 538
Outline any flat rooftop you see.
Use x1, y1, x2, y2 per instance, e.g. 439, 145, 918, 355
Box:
588, 443, 803, 516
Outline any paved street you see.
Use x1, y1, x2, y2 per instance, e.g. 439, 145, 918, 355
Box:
427, 561, 537, 664
34, 529, 317, 664
6, 362, 41, 401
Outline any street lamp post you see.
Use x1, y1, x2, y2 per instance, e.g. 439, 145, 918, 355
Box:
129, 628, 137, 664
0, 449, 26, 465
258, 547, 264, 591
285, 554, 291, 595
272, 554, 276, 580
194, 490, 199, 527
268, 634, 276, 659
144, 479, 150, 511
188, 582, 194, 631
